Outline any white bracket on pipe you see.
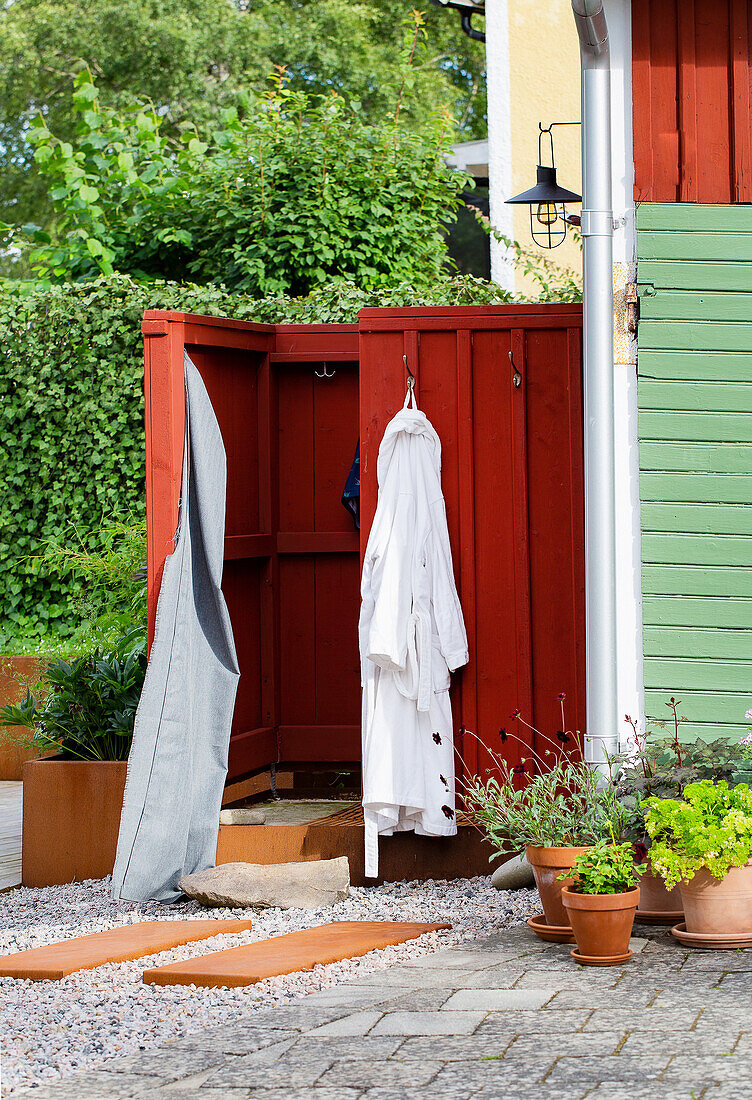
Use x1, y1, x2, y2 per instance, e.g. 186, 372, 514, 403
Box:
580, 209, 614, 237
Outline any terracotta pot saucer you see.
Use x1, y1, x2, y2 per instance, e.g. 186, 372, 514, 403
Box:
671, 922, 752, 950
571, 948, 632, 967
635, 908, 683, 925
527, 913, 575, 944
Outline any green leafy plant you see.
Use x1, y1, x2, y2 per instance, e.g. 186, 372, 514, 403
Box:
645, 780, 752, 891
610, 699, 752, 849
463, 696, 628, 858
563, 836, 645, 895
34, 515, 147, 655
0, 628, 146, 761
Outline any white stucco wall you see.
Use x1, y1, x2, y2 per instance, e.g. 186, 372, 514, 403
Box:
484, 0, 515, 291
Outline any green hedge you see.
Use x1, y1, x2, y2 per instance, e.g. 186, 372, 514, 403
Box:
0, 273, 516, 649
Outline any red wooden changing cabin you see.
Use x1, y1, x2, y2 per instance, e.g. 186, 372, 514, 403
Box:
143, 304, 585, 877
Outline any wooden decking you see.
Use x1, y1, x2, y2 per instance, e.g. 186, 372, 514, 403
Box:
0, 781, 22, 890
216, 803, 491, 886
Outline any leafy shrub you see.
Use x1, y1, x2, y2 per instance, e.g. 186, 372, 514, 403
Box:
645, 780, 752, 891
564, 838, 644, 895
1, 269, 557, 650
0, 627, 146, 761
36, 516, 147, 655
14, 53, 469, 295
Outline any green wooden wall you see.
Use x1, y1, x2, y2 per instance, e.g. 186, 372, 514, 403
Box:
637, 202, 752, 742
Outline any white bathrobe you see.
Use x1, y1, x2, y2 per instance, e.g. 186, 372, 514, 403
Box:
359, 391, 469, 878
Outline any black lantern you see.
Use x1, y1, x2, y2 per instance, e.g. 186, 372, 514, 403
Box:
506, 124, 581, 249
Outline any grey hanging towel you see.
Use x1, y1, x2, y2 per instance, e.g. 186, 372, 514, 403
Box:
111, 354, 240, 903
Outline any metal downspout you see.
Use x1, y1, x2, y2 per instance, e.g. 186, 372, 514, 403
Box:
571, 0, 618, 764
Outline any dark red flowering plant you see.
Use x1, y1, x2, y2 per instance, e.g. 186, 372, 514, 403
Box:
460, 695, 627, 860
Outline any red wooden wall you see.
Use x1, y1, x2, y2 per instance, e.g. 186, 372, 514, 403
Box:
359, 306, 585, 784
144, 305, 585, 786
143, 312, 361, 781
632, 0, 752, 202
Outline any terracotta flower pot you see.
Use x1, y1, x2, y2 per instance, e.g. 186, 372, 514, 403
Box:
635, 863, 683, 924
562, 886, 640, 963
526, 845, 590, 927
680, 862, 752, 935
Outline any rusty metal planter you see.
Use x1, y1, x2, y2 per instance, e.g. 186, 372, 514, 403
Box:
22, 759, 127, 887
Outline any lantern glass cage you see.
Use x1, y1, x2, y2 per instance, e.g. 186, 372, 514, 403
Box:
505, 125, 581, 249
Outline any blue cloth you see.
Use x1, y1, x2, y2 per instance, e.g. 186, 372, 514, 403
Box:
342, 440, 360, 530
111, 354, 240, 903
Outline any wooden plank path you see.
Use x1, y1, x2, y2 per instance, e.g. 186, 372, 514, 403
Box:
0, 919, 254, 981
143, 921, 451, 988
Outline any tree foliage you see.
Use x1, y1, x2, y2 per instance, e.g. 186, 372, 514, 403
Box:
0, 0, 486, 233
13, 39, 470, 294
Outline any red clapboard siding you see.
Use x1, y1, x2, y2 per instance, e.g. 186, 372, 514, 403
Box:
633, 0, 752, 202
144, 306, 585, 787
359, 305, 585, 784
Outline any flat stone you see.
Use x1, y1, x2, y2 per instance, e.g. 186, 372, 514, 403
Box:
6, 1072, 165, 1099
318, 1059, 443, 1088
546, 1054, 671, 1084
178, 857, 350, 909
442, 988, 556, 1011
506, 1031, 625, 1058
306, 1011, 383, 1037
583, 1007, 701, 1031
371, 1011, 486, 1036
219, 807, 266, 825
620, 1031, 740, 1057
203, 1055, 335, 1089
287, 1037, 404, 1061
490, 854, 535, 890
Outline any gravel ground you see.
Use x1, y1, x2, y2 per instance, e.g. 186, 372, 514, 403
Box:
0, 875, 537, 1094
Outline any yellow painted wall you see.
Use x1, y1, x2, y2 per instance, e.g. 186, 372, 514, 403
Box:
508, 0, 582, 297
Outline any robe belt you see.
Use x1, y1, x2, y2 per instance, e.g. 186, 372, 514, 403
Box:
394, 611, 433, 713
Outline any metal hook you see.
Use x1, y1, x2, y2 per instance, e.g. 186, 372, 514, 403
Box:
314, 363, 335, 379
509, 350, 522, 388
403, 354, 416, 395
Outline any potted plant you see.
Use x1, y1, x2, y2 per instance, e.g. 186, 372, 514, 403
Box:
464, 697, 627, 942
610, 700, 752, 924
645, 779, 752, 944
0, 516, 148, 886
560, 836, 643, 966
0, 628, 146, 886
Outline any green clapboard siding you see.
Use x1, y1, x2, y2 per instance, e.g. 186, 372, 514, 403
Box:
637, 204, 752, 741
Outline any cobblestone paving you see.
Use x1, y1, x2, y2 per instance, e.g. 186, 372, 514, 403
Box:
11, 924, 752, 1099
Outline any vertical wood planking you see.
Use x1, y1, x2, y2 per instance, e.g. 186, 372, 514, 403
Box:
258, 357, 280, 734
731, 0, 752, 200
277, 367, 316, 728
677, 0, 699, 202
633, 0, 752, 202
312, 366, 361, 730
510, 329, 534, 739
455, 329, 478, 778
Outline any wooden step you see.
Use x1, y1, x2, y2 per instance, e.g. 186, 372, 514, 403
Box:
0, 919, 253, 981
143, 920, 450, 988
